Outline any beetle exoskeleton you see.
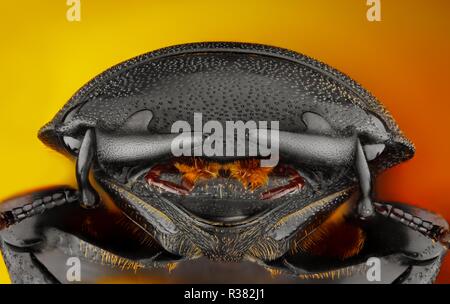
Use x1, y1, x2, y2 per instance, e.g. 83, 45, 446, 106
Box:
0, 43, 447, 284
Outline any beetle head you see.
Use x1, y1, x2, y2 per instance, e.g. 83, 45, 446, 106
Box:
40, 107, 371, 261
37, 42, 416, 262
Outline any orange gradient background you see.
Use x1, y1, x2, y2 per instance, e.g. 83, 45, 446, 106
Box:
0, 0, 449, 283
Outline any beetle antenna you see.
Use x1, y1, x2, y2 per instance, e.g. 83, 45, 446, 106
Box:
0, 186, 78, 230
76, 129, 100, 209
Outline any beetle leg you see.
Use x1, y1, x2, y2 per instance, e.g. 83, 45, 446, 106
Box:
76, 129, 100, 209
261, 164, 305, 200
252, 130, 374, 217
95, 131, 206, 164
0, 186, 78, 231
249, 130, 356, 167
146, 164, 190, 195
355, 138, 374, 218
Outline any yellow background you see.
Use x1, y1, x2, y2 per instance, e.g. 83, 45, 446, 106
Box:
0, 0, 449, 283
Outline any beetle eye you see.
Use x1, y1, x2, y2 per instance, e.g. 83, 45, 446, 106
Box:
63, 136, 81, 154
62, 104, 82, 155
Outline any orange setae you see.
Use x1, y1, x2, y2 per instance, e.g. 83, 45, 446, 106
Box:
224, 159, 274, 191
174, 158, 221, 189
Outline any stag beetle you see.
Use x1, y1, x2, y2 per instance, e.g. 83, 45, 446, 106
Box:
0, 42, 448, 283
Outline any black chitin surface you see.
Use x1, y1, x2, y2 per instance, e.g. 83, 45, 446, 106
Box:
39, 42, 413, 172
0, 42, 447, 284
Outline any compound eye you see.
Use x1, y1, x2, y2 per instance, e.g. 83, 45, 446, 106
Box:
63, 136, 81, 155
62, 104, 82, 155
